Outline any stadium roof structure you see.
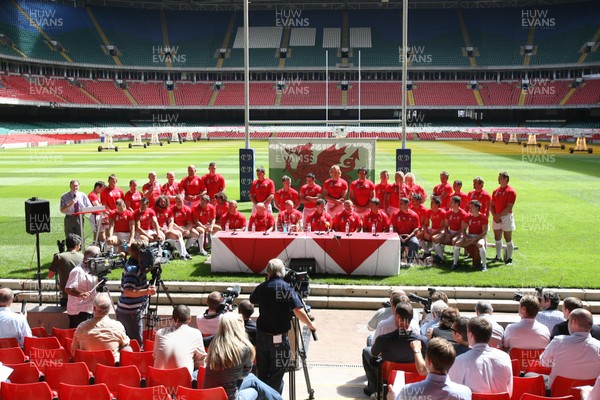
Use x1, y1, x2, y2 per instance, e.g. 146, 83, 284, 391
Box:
75, 0, 593, 11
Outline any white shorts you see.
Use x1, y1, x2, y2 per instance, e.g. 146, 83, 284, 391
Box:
492, 214, 516, 232
326, 202, 343, 217
137, 229, 157, 238
114, 232, 131, 243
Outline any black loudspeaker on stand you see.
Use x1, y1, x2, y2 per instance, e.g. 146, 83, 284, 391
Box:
25, 198, 51, 306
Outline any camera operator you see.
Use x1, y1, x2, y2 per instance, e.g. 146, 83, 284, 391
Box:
196, 291, 225, 337
116, 239, 156, 345
249, 258, 316, 394
48, 233, 83, 308
64, 246, 100, 328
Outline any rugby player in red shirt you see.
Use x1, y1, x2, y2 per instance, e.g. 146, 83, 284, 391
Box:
451, 180, 470, 212
387, 171, 409, 216
180, 165, 206, 204
323, 165, 348, 218
274, 175, 300, 212
453, 200, 489, 271
410, 193, 429, 256
424, 196, 447, 263
306, 199, 333, 232
405, 173, 427, 204
162, 171, 182, 205
349, 167, 375, 216
300, 173, 322, 222
202, 162, 226, 205
362, 198, 390, 233
154, 195, 191, 259
374, 170, 391, 211
134, 197, 163, 243
468, 176, 492, 218
101, 174, 124, 211
432, 171, 453, 210
390, 197, 421, 265
277, 200, 304, 232
250, 166, 275, 214
106, 199, 135, 251
171, 194, 198, 251
214, 192, 229, 225
124, 179, 143, 212
220, 200, 247, 231
88, 180, 107, 243
491, 171, 517, 265
248, 202, 275, 232
142, 171, 162, 208
332, 200, 362, 233
192, 194, 217, 256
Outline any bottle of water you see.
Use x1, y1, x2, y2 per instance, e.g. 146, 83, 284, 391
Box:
307, 223, 311, 233
345, 221, 350, 235
371, 223, 376, 235
225, 221, 229, 232
122, 240, 128, 252
283, 223, 288, 234
252, 223, 256, 233
389, 224, 394, 233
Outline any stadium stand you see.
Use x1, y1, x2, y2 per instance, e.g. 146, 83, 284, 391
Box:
566, 79, 600, 105
413, 82, 478, 106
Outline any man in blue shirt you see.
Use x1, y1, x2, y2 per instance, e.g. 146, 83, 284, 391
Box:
250, 259, 316, 394
0, 288, 32, 346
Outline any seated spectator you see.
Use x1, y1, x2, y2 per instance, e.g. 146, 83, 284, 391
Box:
394, 338, 471, 400
420, 300, 449, 336
48, 233, 83, 307
72, 293, 131, 363
368, 287, 407, 332
203, 313, 282, 400
238, 300, 257, 346
540, 309, 600, 388
551, 297, 600, 340
449, 316, 513, 396
362, 302, 427, 397
419, 291, 449, 327
536, 290, 565, 333
248, 202, 275, 232
373, 296, 420, 343
154, 305, 206, 377
430, 307, 460, 342
475, 300, 504, 349
451, 316, 471, 356
503, 295, 550, 350
64, 246, 100, 328
197, 291, 224, 337
0, 288, 32, 346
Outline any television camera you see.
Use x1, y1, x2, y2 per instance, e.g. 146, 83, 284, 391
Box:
284, 268, 310, 299
408, 287, 437, 313
215, 285, 241, 314
139, 241, 174, 283
88, 251, 126, 277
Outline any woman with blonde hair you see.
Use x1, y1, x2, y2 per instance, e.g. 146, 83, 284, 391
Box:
203, 312, 282, 400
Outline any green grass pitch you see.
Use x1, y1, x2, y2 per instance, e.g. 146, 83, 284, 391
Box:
0, 139, 598, 288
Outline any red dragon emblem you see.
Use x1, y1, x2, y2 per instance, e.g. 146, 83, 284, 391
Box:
283, 143, 360, 189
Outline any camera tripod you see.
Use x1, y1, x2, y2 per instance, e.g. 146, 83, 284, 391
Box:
143, 266, 176, 341
288, 297, 316, 400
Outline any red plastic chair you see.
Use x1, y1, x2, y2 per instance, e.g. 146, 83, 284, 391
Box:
508, 348, 546, 375
143, 339, 155, 352
129, 339, 141, 352
74, 348, 116, 374
23, 336, 61, 356
120, 349, 155, 378
147, 366, 193, 396
472, 393, 510, 400
95, 364, 142, 396
0, 381, 54, 400
521, 395, 574, 400
0, 346, 29, 364
569, 387, 583, 400
381, 361, 418, 383
29, 346, 70, 374
58, 382, 113, 400
51, 327, 76, 348
44, 361, 93, 391
65, 337, 74, 360
511, 359, 520, 376
118, 384, 171, 400
176, 385, 228, 400
30, 326, 49, 337
388, 370, 426, 385
551, 376, 597, 397
4, 362, 44, 383
510, 376, 546, 400
196, 366, 206, 389
0, 337, 20, 348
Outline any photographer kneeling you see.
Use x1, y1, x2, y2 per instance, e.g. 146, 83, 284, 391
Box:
249, 258, 316, 394
116, 239, 156, 345
64, 246, 100, 328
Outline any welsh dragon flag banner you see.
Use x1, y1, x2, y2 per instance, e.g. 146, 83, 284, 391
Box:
268, 139, 377, 192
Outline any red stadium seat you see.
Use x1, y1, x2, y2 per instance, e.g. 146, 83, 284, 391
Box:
520, 395, 574, 400
196, 366, 206, 389
129, 339, 141, 352
95, 364, 142, 396
551, 376, 597, 397
508, 348, 546, 375
0, 338, 20, 348
64, 337, 75, 360
381, 361, 418, 383
471, 393, 510, 400
44, 361, 93, 391
511, 359, 520, 376
4, 362, 44, 383
143, 339, 155, 352
74, 348, 116, 374
30, 326, 49, 338
117, 384, 171, 400
58, 383, 113, 400
388, 370, 426, 385
51, 327, 76, 348
23, 336, 61, 356
176, 385, 228, 400
29, 346, 70, 374
120, 349, 154, 378
0, 381, 54, 400
510, 376, 545, 400
147, 366, 193, 396
0, 346, 28, 364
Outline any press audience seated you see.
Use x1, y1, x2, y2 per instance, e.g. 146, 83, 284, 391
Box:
550, 297, 600, 340
503, 295, 550, 350
535, 290, 565, 333
475, 300, 504, 349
